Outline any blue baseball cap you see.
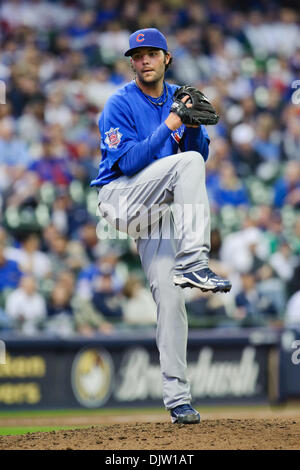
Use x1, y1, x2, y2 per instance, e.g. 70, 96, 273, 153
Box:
124, 28, 168, 57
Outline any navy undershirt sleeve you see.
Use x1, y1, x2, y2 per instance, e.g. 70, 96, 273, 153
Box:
179, 126, 210, 161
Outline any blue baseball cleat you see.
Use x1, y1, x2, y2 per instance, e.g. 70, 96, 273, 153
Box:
173, 267, 232, 293
170, 404, 201, 424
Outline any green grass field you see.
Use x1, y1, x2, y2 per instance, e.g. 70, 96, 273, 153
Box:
0, 407, 164, 436
0, 425, 89, 436
0, 406, 163, 419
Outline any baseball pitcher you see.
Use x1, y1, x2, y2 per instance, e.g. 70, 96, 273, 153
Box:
91, 28, 231, 424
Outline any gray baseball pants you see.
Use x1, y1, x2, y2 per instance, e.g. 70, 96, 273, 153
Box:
97, 151, 211, 409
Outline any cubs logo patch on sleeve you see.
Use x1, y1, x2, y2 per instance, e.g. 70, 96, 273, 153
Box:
104, 127, 122, 149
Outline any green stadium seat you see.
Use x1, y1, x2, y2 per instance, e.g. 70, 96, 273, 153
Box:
69, 180, 85, 204
39, 182, 56, 206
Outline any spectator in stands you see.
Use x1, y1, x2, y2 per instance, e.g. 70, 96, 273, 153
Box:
47, 284, 73, 322
220, 217, 267, 274
0, 117, 34, 192
79, 221, 102, 262
49, 188, 90, 238
28, 138, 73, 187
289, 219, 300, 256
285, 291, 300, 326
76, 248, 126, 300
185, 289, 229, 323
45, 281, 75, 337
0, 305, 13, 331
122, 276, 156, 325
56, 270, 76, 298
0, 238, 23, 312
43, 124, 70, 160
4, 167, 40, 209
1, 236, 21, 330
72, 295, 114, 336
235, 272, 277, 324
256, 263, 286, 318
7, 73, 41, 118
282, 116, 300, 162
231, 123, 262, 178
5, 231, 52, 280
42, 223, 61, 251
71, 143, 100, 185
17, 97, 45, 145
46, 231, 87, 276
205, 137, 231, 203
254, 114, 280, 161
274, 161, 300, 208
45, 90, 73, 129
0, 117, 33, 168
0, 227, 7, 245
269, 241, 298, 283
5, 275, 47, 334
0, 239, 21, 291
211, 161, 249, 208
91, 271, 123, 323
261, 211, 285, 256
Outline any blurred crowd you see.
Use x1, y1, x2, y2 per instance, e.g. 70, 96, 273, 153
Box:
0, 0, 300, 336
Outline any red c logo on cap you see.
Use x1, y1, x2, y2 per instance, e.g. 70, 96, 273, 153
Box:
136, 33, 145, 42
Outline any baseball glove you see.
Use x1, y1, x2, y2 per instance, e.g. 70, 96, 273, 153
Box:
170, 85, 219, 126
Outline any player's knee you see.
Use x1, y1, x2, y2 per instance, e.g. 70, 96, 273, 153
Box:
151, 279, 185, 310
183, 151, 204, 167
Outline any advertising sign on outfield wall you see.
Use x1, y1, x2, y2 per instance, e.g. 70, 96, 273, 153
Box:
0, 329, 279, 409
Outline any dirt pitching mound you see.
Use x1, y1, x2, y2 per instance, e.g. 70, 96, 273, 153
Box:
1, 418, 300, 450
